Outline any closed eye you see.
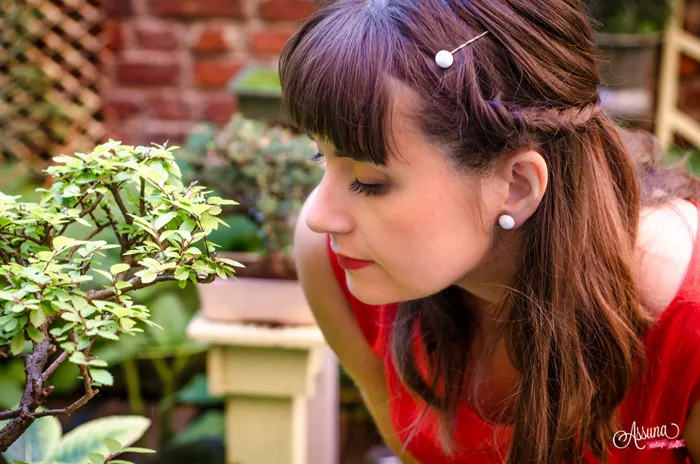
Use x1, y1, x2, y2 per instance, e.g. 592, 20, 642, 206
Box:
310, 152, 387, 198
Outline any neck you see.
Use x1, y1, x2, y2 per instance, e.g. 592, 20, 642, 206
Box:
453, 229, 522, 327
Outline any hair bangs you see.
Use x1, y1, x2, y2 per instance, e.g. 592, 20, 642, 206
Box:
279, 1, 407, 168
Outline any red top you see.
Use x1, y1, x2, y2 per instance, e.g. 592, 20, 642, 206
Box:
326, 200, 700, 464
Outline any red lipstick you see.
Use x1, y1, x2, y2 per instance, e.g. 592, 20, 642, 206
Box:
336, 255, 374, 270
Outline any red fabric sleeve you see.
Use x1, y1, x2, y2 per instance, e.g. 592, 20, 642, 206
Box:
325, 233, 383, 356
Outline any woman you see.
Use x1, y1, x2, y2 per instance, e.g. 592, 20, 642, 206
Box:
281, 0, 700, 462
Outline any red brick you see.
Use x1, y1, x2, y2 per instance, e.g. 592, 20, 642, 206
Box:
260, 0, 317, 22
135, 25, 179, 51
680, 55, 700, 79
147, 95, 191, 120
103, 20, 124, 51
103, 96, 142, 120
250, 30, 295, 55
194, 28, 228, 53
104, 0, 133, 17
203, 95, 238, 124
194, 59, 244, 88
150, 0, 243, 18
117, 59, 180, 86
678, 80, 700, 110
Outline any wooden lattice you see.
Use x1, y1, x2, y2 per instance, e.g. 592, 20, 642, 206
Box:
0, 0, 105, 168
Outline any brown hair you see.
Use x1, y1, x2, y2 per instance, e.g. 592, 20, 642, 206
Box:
279, 0, 700, 462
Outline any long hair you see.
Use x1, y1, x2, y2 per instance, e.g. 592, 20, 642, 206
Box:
279, 1, 700, 462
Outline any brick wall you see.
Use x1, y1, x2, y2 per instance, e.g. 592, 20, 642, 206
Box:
101, 0, 318, 146
100, 0, 700, 148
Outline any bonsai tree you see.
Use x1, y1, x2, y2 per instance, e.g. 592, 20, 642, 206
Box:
586, 0, 672, 34
180, 114, 323, 279
0, 140, 242, 451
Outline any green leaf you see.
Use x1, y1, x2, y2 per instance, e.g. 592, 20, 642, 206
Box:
171, 410, 224, 446
154, 212, 177, 230
98, 330, 120, 341
110, 263, 130, 275
1, 415, 61, 463
120, 447, 156, 454
174, 267, 189, 281
120, 318, 136, 331
10, 332, 25, 356
36, 250, 55, 261
176, 373, 224, 406
179, 219, 196, 233
114, 281, 132, 290
52, 235, 75, 250
88, 452, 104, 464
26, 326, 44, 343
69, 352, 87, 365
29, 309, 45, 328
137, 271, 157, 284
71, 295, 88, 311
88, 359, 109, 367
104, 437, 122, 454
4, 317, 18, 333
53, 416, 151, 463
94, 269, 113, 282
60, 312, 81, 323
89, 369, 114, 386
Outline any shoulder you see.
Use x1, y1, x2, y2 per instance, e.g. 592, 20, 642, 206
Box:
634, 197, 699, 316
294, 190, 385, 389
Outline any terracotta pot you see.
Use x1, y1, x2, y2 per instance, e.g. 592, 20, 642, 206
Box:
198, 251, 316, 326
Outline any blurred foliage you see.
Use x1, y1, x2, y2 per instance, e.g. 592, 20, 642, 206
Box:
1, 414, 153, 464
587, 0, 672, 34
666, 144, 700, 175
234, 67, 282, 93
178, 115, 323, 262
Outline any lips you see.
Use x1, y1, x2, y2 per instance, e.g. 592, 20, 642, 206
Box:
336, 255, 374, 270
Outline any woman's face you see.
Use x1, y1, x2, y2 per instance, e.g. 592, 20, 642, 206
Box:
304, 92, 516, 306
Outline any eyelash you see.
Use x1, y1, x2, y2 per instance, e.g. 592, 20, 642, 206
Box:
310, 152, 387, 198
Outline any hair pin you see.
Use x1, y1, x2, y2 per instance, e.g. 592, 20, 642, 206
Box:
435, 30, 489, 69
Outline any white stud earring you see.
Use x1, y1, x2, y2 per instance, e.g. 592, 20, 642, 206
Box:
498, 214, 515, 230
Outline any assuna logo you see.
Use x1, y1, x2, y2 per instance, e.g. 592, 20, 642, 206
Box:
613, 421, 685, 450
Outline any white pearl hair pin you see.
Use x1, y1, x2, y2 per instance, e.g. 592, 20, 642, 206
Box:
435, 30, 490, 69
498, 214, 516, 230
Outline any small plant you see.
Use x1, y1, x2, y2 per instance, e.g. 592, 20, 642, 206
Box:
586, 0, 672, 34
0, 141, 243, 450
181, 114, 323, 277
1, 414, 153, 464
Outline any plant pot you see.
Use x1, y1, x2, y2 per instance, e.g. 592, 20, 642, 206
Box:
228, 64, 291, 126
198, 251, 315, 326
595, 32, 662, 89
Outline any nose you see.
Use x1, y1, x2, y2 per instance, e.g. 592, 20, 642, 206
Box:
304, 179, 353, 236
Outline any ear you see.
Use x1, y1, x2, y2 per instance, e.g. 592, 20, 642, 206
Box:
498, 150, 548, 225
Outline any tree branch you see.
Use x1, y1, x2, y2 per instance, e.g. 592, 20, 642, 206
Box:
40, 352, 68, 384
32, 389, 98, 418
0, 408, 23, 421
107, 184, 132, 225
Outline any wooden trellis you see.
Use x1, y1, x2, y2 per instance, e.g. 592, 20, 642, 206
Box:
0, 0, 105, 168
656, 0, 700, 149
